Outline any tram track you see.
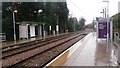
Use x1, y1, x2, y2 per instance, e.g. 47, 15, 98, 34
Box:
2, 33, 70, 51
2, 33, 73, 59
2, 32, 87, 68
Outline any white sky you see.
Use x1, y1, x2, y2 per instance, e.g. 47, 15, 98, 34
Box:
66, 0, 120, 25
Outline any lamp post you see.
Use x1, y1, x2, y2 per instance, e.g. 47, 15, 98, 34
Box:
42, 0, 46, 37
56, 19, 59, 35
54, 13, 59, 35
38, 9, 43, 37
13, 10, 17, 41
49, 25, 51, 35
43, 23, 45, 37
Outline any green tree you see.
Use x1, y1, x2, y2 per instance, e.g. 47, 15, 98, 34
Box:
79, 18, 85, 30
112, 13, 120, 34
2, 2, 14, 40
2, 2, 69, 41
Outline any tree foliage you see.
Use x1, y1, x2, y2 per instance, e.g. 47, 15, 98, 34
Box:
78, 18, 85, 30
112, 13, 120, 33
2, 2, 69, 41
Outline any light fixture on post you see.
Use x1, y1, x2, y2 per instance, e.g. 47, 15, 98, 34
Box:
38, 9, 43, 13
38, 9, 43, 37
13, 10, 17, 41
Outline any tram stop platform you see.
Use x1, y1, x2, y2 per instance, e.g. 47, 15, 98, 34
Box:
1, 33, 67, 49
46, 32, 119, 67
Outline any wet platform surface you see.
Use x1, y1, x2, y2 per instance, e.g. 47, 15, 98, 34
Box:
63, 32, 118, 66
47, 32, 118, 66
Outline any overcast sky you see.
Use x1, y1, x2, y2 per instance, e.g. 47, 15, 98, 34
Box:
66, 0, 120, 25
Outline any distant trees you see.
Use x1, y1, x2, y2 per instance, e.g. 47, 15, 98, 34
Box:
67, 17, 77, 32
78, 18, 85, 30
67, 17, 86, 32
112, 13, 120, 33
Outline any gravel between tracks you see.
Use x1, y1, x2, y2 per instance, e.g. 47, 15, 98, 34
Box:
2, 33, 86, 68
12, 35, 85, 67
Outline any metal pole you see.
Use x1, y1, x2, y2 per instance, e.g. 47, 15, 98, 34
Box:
43, 2, 45, 38
100, 9, 105, 18
13, 12, 16, 41
49, 25, 51, 35
103, 9, 105, 18
43, 23, 45, 37
105, 8, 107, 18
106, 1, 109, 42
110, 18, 113, 41
56, 19, 59, 34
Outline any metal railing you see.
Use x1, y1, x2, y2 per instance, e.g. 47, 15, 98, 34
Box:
0, 33, 6, 42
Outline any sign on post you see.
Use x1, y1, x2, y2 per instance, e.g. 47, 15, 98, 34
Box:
98, 22, 107, 38
97, 18, 112, 40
